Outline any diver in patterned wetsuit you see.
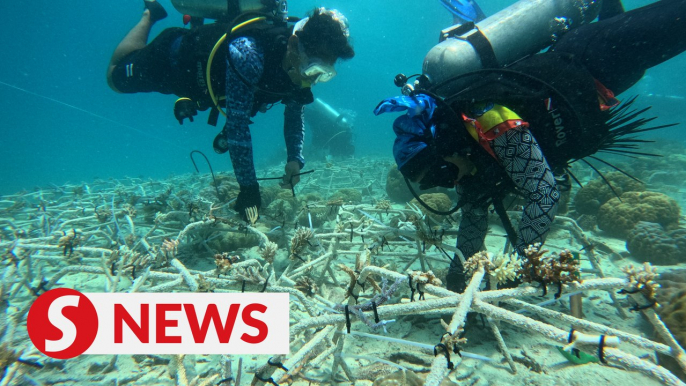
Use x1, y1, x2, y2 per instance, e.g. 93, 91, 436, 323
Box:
107, 1, 354, 218
375, 0, 686, 292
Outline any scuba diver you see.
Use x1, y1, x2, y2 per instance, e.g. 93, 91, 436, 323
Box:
375, 0, 686, 292
107, 1, 354, 218
305, 98, 355, 159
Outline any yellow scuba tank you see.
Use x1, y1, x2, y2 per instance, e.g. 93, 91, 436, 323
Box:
423, 0, 602, 95
171, 0, 288, 22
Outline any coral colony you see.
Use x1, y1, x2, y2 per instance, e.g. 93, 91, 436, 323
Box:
0, 157, 685, 386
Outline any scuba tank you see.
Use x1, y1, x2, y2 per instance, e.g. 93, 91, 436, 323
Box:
307, 98, 352, 130
171, 0, 288, 23
422, 0, 602, 94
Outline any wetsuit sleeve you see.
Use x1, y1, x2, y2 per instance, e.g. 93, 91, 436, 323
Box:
491, 126, 559, 255
284, 102, 306, 168
224, 36, 265, 186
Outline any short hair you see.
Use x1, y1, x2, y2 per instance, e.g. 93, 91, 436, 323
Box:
297, 8, 355, 61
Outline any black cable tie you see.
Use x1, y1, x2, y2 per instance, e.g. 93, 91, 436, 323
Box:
254, 374, 279, 386
629, 300, 657, 312
407, 275, 415, 302
292, 253, 306, 263
344, 305, 351, 334
598, 335, 607, 364
539, 281, 548, 297
554, 281, 563, 299
215, 377, 233, 385
241, 280, 246, 293
267, 357, 289, 372
260, 276, 269, 293
568, 328, 576, 343
350, 223, 354, 242
433, 343, 454, 369
617, 288, 641, 295
372, 301, 380, 324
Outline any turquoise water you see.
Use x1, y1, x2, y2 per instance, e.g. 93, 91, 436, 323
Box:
2, 0, 683, 194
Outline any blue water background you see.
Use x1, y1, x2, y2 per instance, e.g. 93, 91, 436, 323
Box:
0, 0, 683, 195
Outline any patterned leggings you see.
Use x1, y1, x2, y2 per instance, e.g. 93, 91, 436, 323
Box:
447, 127, 560, 292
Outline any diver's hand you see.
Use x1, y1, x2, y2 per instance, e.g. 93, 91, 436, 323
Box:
174, 98, 198, 125
280, 161, 301, 189
234, 184, 261, 220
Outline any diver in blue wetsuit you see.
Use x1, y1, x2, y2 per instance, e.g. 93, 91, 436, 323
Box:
107, 1, 355, 219
377, 0, 686, 292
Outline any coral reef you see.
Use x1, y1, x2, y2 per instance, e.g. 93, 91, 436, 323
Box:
573, 172, 644, 215
626, 222, 686, 265
1, 157, 684, 386
408, 193, 452, 221
386, 166, 415, 203
597, 191, 681, 238
329, 188, 362, 204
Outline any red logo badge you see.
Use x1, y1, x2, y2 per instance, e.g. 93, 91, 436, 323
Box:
27, 288, 98, 359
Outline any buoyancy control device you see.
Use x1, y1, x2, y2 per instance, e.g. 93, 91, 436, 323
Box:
421, 0, 603, 94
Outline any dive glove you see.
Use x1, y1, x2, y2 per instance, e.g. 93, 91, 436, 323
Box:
174, 98, 198, 125
234, 184, 261, 220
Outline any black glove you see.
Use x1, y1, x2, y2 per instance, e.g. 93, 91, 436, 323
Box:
234, 184, 261, 220
174, 98, 197, 125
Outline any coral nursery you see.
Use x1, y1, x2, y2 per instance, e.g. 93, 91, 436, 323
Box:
1, 156, 685, 386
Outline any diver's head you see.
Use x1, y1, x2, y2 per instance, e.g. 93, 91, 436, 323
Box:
284, 8, 355, 87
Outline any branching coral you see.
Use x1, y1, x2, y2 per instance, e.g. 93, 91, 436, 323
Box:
294, 276, 318, 297
290, 227, 314, 261
57, 229, 82, 257
161, 238, 179, 260
214, 253, 240, 276
107, 249, 153, 278
258, 241, 278, 264
408, 270, 442, 301
464, 251, 493, 275
621, 262, 660, 306
518, 244, 580, 298
491, 253, 522, 285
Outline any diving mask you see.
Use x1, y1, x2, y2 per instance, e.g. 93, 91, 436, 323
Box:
298, 44, 337, 84
301, 60, 337, 84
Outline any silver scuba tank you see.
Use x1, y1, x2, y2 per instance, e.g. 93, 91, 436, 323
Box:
422, 0, 603, 93
306, 98, 352, 130
171, 0, 288, 22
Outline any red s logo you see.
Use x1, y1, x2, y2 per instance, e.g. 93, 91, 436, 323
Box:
27, 288, 98, 359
